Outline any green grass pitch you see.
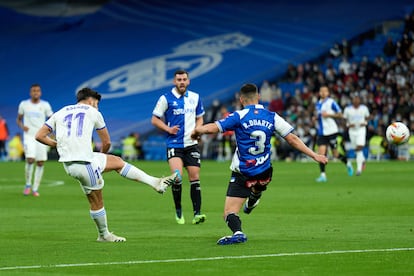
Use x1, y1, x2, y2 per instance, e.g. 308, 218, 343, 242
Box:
0, 160, 413, 275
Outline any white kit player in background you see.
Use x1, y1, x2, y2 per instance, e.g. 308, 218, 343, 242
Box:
17, 84, 53, 197
343, 95, 370, 176
35, 87, 178, 242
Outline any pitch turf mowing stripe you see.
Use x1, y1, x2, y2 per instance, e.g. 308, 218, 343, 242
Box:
1, 247, 414, 271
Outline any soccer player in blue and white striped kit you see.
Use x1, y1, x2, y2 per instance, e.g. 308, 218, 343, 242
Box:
314, 86, 353, 182
191, 83, 328, 245
152, 69, 206, 225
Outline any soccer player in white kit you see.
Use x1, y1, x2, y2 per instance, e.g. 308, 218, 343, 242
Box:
17, 84, 53, 196
343, 95, 370, 175
35, 88, 178, 242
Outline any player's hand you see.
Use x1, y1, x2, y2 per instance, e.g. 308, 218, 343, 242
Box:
168, 125, 180, 135
314, 154, 328, 164
190, 130, 201, 141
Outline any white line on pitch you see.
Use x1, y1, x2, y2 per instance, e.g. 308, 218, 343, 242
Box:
1, 247, 413, 271
0, 178, 64, 187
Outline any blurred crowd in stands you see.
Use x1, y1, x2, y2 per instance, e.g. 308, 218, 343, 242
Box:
201, 10, 414, 162
1, 12, 413, 162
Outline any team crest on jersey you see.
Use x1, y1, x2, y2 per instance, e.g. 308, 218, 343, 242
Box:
75, 33, 252, 99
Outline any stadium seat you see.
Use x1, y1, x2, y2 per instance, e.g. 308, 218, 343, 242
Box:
143, 135, 167, 161
408, 136, 414, 160
368, 135, 386, 161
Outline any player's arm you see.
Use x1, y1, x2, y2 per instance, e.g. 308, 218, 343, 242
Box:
96, 127, 111, 153
284, 132, 328, 164
195, 115, 204, 128
16, 114, 28, 132
343, 110, 354, 128
191, 123, 219, 140
362, 109, 370, 127
322, 111, 343, 119
151, 115, 180, 135
35, 125, 57, 147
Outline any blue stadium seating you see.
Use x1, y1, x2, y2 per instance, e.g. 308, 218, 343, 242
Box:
0, 0, 411, 160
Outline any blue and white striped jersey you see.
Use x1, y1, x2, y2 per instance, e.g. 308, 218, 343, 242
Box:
153, 88, 205, 148
216, 104, 293, 177
315, 97, 341, 136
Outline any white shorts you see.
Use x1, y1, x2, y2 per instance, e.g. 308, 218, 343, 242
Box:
24, 135, 49, 161
348, 132, 366, 148
63, 152, 107, 194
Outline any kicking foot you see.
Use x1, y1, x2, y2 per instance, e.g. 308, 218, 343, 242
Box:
155, 171, 180, 194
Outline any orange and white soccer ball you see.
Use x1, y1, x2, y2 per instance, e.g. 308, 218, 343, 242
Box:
386, 122, 410, 145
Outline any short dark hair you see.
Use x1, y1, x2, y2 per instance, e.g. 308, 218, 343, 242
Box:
30, 83, 41, 89
76, 87, 102, 103
174, 69, 189, 77
240, 83, 258, 96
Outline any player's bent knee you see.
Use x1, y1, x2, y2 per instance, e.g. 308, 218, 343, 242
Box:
253, 183, 268, 192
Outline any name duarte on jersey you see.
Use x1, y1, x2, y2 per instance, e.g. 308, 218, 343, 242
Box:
242, 119, 273, 130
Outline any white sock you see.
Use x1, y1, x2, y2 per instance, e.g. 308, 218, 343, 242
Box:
25, 162, 34, 186
90, 207, 109, 237
119, 163, 159, 188
33, 165, 44, 192
356, 151, 365, 172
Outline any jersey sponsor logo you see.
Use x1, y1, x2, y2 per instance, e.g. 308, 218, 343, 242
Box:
173, 107, 195, 115
256, 153, 269, 166
76, 33, 252, 99
25, 111, 44, 118
246, 153, 270, 167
